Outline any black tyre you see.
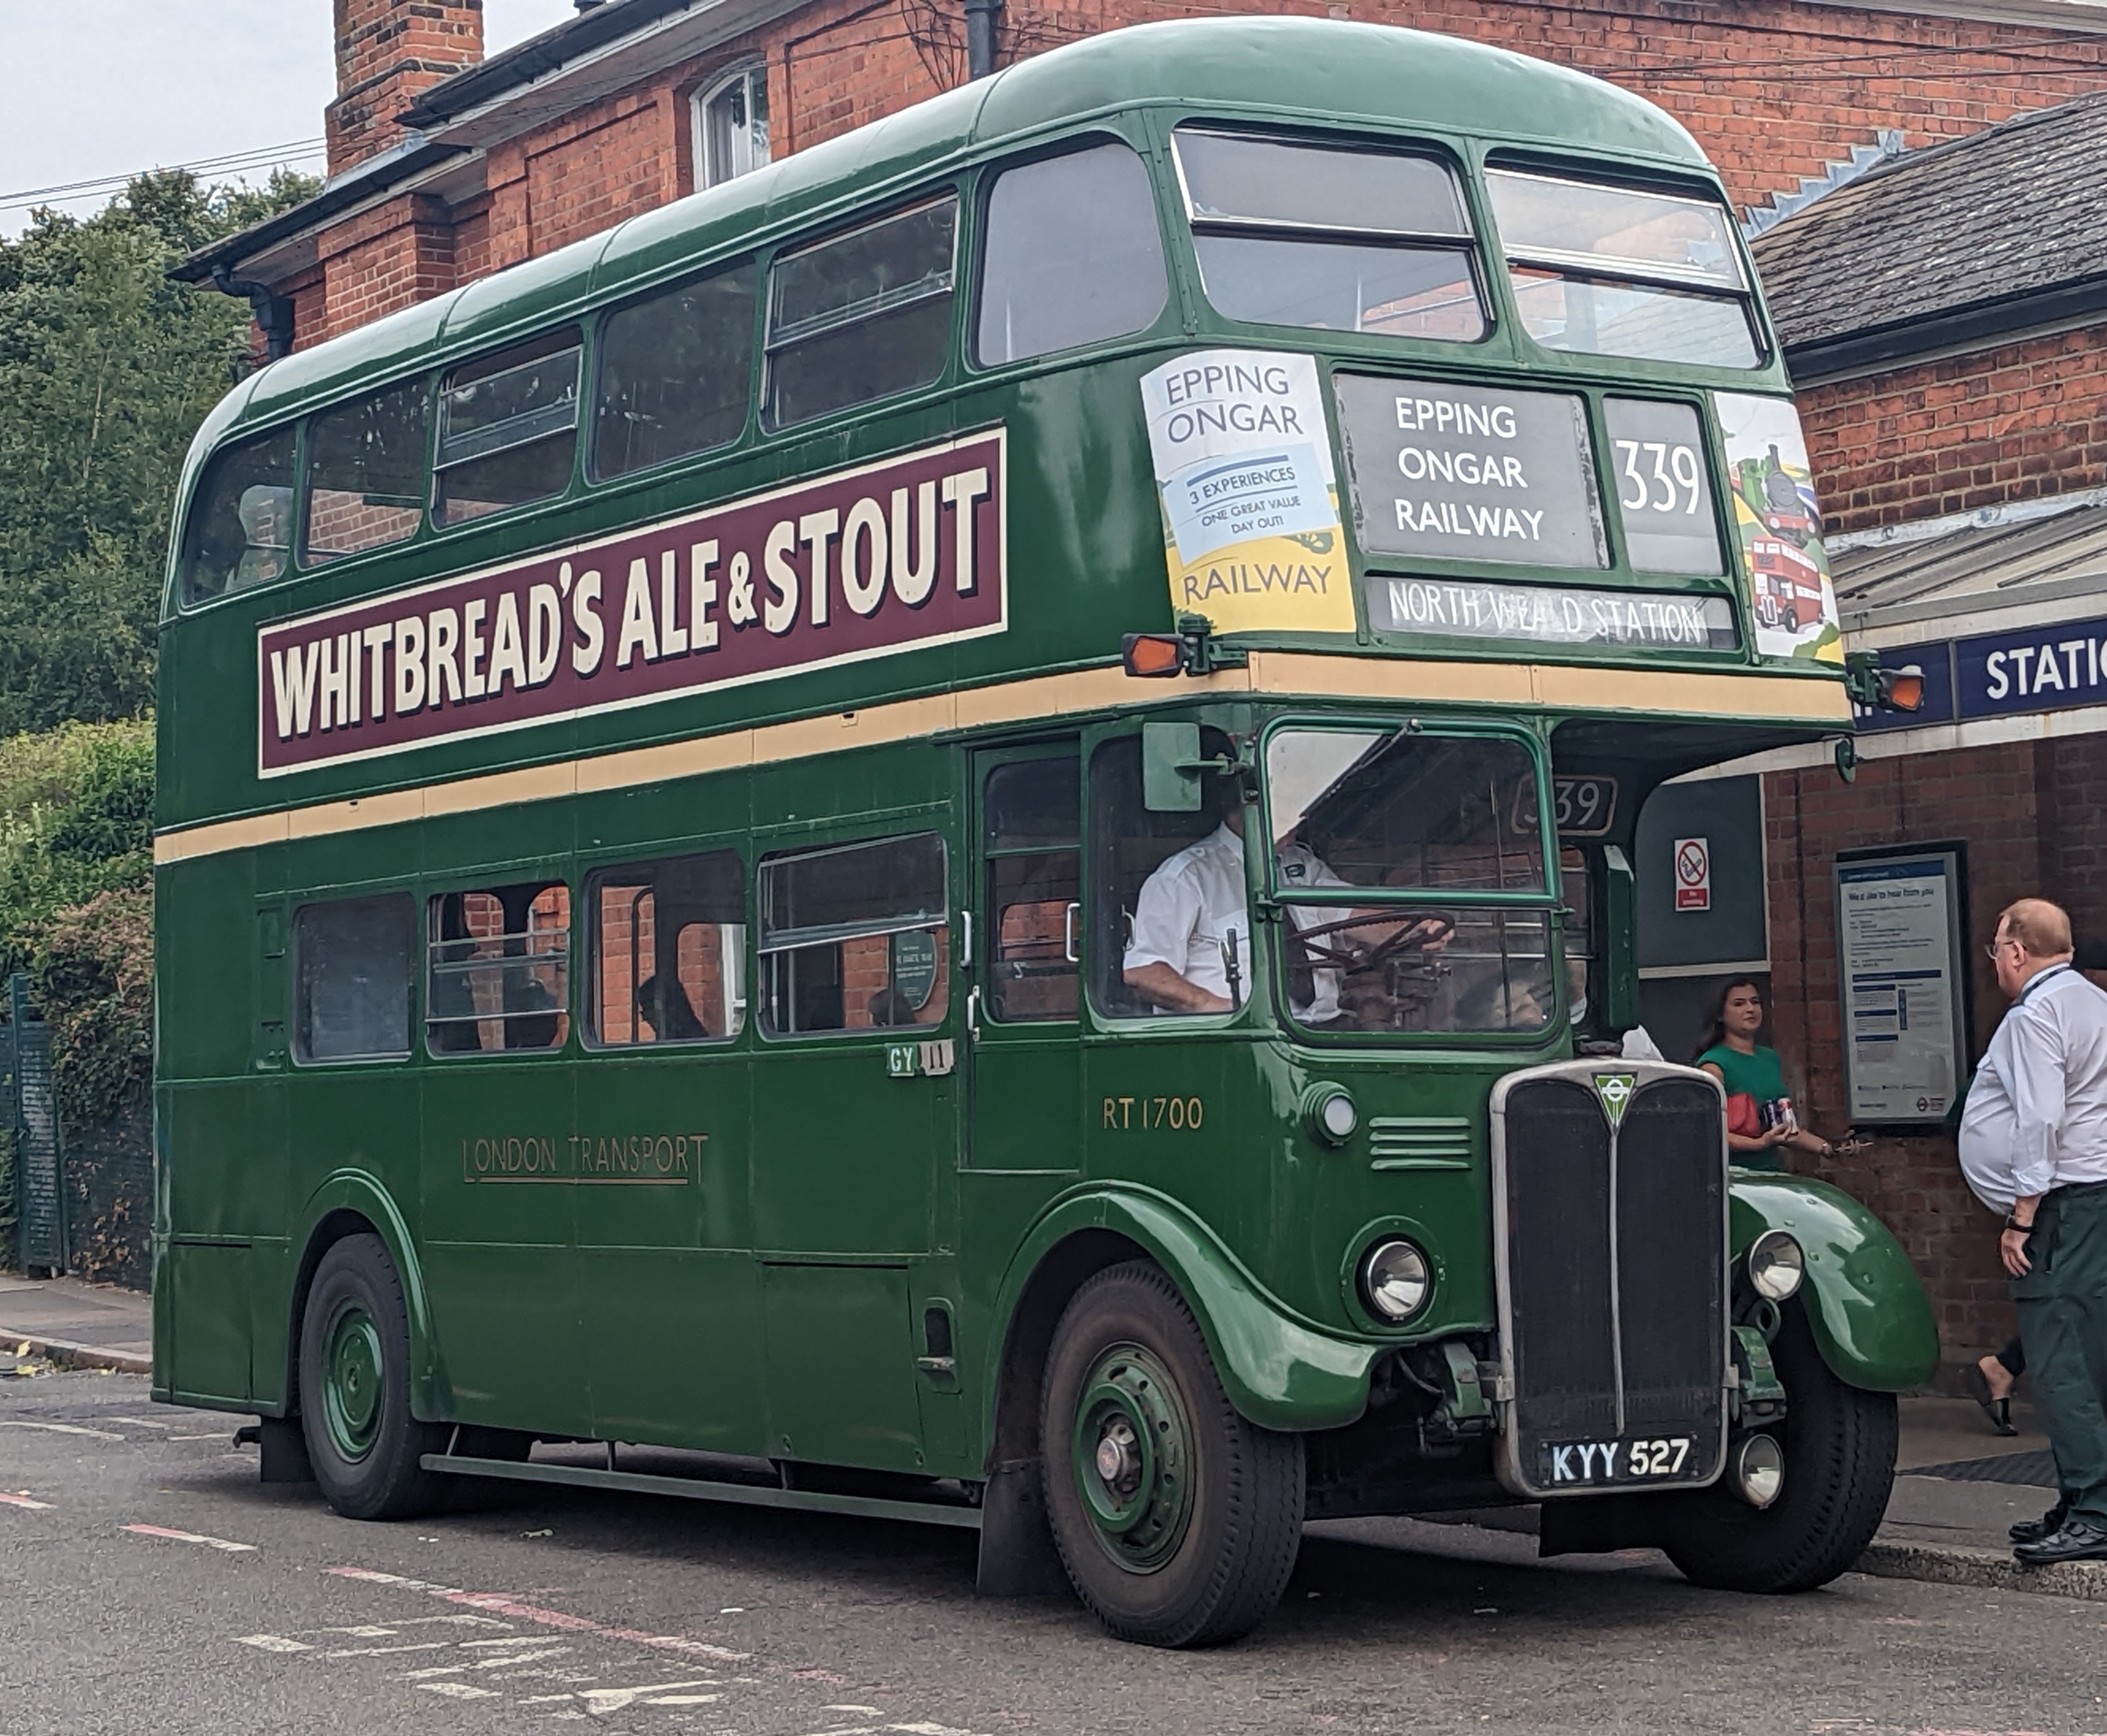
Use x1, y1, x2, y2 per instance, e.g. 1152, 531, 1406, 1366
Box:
1659, 1301, 1896, 1593
299, 1234, 447, 1521
1041, 1261, 1305, 1646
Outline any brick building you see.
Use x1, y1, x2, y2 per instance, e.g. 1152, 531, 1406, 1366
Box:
175, 0, 2107, 1377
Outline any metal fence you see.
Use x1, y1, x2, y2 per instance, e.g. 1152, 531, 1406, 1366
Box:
3, 974, 66, 1274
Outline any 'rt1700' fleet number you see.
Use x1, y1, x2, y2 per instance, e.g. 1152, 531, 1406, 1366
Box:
1544, 1436, 1693, 1485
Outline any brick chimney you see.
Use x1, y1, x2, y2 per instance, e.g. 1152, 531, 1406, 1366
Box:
326, 0, 486, 175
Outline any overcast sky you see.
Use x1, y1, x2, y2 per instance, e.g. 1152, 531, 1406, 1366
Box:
0, 0, 582, 236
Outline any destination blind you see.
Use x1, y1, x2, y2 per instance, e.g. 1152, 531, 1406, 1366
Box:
1333, 374, 1607, 569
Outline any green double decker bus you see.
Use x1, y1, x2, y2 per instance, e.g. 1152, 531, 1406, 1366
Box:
154, 17, 1937, 1646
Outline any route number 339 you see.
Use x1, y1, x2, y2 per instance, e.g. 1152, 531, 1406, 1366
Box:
1614, 440, 1704, 516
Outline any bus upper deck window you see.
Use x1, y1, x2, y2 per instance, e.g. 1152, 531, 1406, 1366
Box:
1172, 128, 1485, 342
177, 426, 296, 605
976, 142, 1168, 366
765, 197, 957, 429
304, 378, 428, 563
1486, 170, 1759, 368
593, 261, 756, 479
433, 329, 582, 528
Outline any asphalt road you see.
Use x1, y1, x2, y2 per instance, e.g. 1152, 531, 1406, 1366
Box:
5, 1366, 2107, 1736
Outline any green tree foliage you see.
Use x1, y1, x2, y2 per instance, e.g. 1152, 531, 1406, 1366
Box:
0, 169, 318, 736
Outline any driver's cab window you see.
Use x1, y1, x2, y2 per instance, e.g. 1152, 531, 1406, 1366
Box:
1263, 727, 1555, 1033
1090, 729, 1249, 1021
1560, 846, 1595, 1027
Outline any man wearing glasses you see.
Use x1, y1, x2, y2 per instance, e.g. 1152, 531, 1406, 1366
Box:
1959, 899, 2107, 1563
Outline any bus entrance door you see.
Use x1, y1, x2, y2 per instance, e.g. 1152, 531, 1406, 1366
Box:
967, 751, 1084, 1173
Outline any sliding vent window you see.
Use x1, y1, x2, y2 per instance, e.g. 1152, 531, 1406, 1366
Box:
427, 881, 570, 1053
976, 142, 1168, 365
593, 262, 756, 478
304, 380, 428, 561
1174, 128, 1484, 341
1487, 171, 1758, 368
177, 426, 296, 605
590, 851, 746, 1045
767, 198, 957, 428
758, 834, 948, 1036
433, 330, 582, 527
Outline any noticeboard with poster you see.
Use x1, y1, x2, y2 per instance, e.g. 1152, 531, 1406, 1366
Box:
1714, 392, 1842, 665
1833, 848, 1967, 1125
1139, 349, 1356, 635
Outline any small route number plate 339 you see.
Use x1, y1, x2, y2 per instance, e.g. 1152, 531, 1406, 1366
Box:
1541, 1436, 1694, 1486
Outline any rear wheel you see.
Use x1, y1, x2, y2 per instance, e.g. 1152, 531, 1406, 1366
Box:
299, 1234, 447, 1520
1659, 1302, 1895, 1592
1041, 1261, 1304, 1647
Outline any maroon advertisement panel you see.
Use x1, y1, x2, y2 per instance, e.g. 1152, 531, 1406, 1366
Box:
257, 430, 1007, 776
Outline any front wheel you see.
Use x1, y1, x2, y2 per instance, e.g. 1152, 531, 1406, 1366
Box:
299, 1234, 447, 1520
1041, 1261, 1305, 1647
1658, 1302, 1896, 1593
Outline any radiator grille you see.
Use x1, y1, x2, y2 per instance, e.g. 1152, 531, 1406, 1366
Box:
1493, 1062, 1726, 1498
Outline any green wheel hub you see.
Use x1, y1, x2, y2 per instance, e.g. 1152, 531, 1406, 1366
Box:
320, 1301, 386, 1463
1069, 1341, 1194, 1573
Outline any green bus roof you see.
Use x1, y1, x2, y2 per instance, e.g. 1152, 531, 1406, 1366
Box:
218, 17, 1710, 441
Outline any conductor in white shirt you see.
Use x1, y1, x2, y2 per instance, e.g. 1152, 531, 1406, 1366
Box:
1122, 776, 1438, 1022
1958, 898, 2107, 1564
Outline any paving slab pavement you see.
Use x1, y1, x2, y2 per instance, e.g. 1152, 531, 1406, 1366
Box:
0, 1272, 152, 1372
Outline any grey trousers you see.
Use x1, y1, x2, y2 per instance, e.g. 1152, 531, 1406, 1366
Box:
2014, 1180, 2107, 1524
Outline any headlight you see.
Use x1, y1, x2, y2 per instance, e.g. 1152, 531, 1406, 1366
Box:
1747, 1230, 1805, 1302
1729, 1432, 1785, 1508
1303, 1083, 1359, 1146
1361, 1238, 1431, 1322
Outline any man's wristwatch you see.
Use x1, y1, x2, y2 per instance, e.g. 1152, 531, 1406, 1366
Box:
2004, 1213, 2034, 1234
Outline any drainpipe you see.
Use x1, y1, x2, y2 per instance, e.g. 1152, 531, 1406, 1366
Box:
965, 0, 1000, 79
210, 265, 296, 362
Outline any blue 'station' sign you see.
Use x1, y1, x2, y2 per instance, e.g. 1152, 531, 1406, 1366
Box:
1958, 614, 2107, 716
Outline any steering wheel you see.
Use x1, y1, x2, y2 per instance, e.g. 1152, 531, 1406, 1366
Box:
1290, 911, 1456, 972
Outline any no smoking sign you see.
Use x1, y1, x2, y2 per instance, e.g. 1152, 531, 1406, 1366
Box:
1673, 837, 1711, 912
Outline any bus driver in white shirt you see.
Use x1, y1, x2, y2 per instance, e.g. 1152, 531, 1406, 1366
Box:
1122, 776, 1439, 1022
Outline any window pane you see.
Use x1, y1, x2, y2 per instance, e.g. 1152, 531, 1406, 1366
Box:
976, 143, 1168, 365
1511, 269, 1757, 368
1279, 905, 1554, 1033
1088, 733, 1242, 1021
1603, 398, 1723, 575
594, 262, 756, 478
759, 925, 950, 1036
759, 833, 946, 951
767, 200, 955, 428
984, 759, 1079, 851
1486, 170, 1743, 290
427, 882, 570, 1053
434, 332, 580, 526
304, 380, 428, 561
1194, 235, 1483, 339
1176, 130, 1470, 236
703, 67, 769, 186
591, 851, 745, 1045
1264, 730, 1546, 892
295, 894, 413, 1062
989, 851, 1079, 1022
178, 426, 296, 604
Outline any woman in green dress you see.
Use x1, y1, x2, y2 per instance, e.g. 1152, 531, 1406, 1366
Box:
1694, 977, 1837, 1171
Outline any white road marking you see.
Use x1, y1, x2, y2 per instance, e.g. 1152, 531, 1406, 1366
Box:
574, 1680, 719, 1716
325, 1642, 454, 1659
123, 1522, 256, 1552
169, 1432, 230, 1441
325, 1567, 750, 1661
416, 1681, 499, 1700
105, 1415, 173, 1429
0, 1491, 53, 1510
826, 1709, 882, 1717
458, 1635, 558, 1649
400, 1665, 469, 1681
234, 1635, 312, 1654
0, 1420, 123, 1440
469, 1647, 571, 1670
323, 1625, 398, 1637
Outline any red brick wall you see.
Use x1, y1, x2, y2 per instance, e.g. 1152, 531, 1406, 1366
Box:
302, 0, 2107, 343
1799, 326, 2107, 535
1762, 733, 2107, 1371
329, 0, 484, 175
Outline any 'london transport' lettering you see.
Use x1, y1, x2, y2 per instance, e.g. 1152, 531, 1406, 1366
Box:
258, 431, 1006, 776
461, 1131, 707, 1183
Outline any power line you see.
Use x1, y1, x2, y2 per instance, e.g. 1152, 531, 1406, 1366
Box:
0, 138, 328, 216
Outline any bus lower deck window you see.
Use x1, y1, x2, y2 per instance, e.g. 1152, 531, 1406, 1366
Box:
427, 882, 571, 1053
295, 893, 415, 1063
758, 833, 948, 1035
589, 851, 746, 1045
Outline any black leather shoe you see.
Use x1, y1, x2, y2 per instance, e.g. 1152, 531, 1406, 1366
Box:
2012, 1497, 2072, 1545
2014, 1515, 2107, 1565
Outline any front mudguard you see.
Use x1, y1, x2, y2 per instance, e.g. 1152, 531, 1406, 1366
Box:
1731, 1171, 1939, 1392
991, 1185, 1383, 1435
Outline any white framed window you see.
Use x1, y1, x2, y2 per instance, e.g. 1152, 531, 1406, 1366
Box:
693, 62, 770, 189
